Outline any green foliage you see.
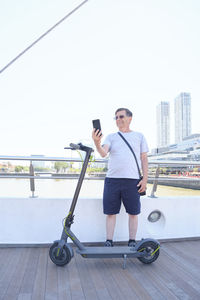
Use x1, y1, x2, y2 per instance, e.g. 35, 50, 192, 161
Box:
15, 165, 25, 172
23, 166, 29, 172
54, 162, 70, 173
89, 154, 95, 162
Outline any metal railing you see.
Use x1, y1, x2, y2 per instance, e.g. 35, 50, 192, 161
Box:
0, 155, 107, 197
0, 154, 200, 197
148, 159, 200, 197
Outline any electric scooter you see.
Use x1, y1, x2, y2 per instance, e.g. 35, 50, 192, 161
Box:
49, 143, 160, 268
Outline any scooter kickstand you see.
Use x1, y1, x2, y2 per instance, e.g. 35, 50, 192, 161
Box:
123, 254, 127, 269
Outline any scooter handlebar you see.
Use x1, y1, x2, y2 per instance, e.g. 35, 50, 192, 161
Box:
64, 143, 81, 150
64, 143, 94, 152
69, 143, 81, 150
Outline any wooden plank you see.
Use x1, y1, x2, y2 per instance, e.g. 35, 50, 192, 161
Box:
0, 248, 13, 291
75, 253, 98, 300
122, 262, 153, 300
17, 293, 32, 300
127, 258, 164, 299
103, 258, 139, 299
187, 240, 200, 253
170, 241, 200, 268
133, 252, 179, 300
135, 251, 179, 299
183, 240, 200, 255
68, 252, 85, 300
45, 254, 58, 300
57, 263, 72, 300
156, 245, 200, 299
85, 259, 111, 300
166, 243, 200, 294
96, 258, 127, 299
162, 243, 200, 281
3, 248, 31, 300
19, 247, 40, 295
0, 242, 200, 300
32, 248, 48, 300
0, 248, 12, 279
0, 248, 22, 299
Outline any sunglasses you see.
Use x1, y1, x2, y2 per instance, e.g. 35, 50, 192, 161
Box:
114, 115, 126, 120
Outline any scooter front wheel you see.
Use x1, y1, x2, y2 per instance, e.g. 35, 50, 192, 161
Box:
137, 241, 160, 264
49, 242, 72, 266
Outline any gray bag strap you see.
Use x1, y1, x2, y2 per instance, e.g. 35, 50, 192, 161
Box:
118, 132, 142, 178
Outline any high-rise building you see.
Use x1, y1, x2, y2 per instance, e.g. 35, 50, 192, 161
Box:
156, 101, 170, 147
174, 92, 191, 143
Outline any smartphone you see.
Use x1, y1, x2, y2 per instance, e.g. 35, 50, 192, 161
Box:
92, 119, 102, 135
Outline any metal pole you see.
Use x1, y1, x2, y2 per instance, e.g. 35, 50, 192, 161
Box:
150, 166, 160, 198
29, 161, 37, 198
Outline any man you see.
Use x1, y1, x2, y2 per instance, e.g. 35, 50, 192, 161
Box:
92, 108, 148, 247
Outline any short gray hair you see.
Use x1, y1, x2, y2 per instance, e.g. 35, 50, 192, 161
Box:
115, 108, 132, 117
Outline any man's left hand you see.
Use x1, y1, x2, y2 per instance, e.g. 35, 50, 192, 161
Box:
137, 178, 147, 193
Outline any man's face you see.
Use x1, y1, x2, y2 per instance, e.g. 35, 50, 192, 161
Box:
115, 110, 132, 129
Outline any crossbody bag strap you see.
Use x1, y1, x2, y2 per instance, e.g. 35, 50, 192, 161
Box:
118, 132, 142, 178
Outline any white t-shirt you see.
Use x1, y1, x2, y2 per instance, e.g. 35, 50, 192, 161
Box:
103, 131, 149, 179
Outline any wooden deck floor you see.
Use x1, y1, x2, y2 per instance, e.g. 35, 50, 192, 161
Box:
1, 240, 200, 300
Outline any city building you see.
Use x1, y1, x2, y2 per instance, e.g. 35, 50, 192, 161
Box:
174, 92, 191, 143
150, 133, 200, 161
156, 101, 170, 147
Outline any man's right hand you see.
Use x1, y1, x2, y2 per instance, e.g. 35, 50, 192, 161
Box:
92, 128, 102, 146
92, 129, 109, 158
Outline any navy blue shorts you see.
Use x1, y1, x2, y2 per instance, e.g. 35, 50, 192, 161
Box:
103, 178, 141, 215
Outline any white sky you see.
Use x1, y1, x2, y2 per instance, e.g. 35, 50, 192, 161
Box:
0, 0, 200, 157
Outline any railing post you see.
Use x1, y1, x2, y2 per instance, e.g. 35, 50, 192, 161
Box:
29, 161, 37, 198
149, 165, 160, 198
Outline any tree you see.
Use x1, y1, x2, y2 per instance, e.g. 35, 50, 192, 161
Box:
15, 165, 24, 172
54, 162, 69, 173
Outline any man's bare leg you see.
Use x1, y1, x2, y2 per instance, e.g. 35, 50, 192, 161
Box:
106, 214, 116, 240
128, 214, 138, 240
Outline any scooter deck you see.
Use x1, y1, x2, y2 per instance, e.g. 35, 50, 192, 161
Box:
76, 246, 142, 258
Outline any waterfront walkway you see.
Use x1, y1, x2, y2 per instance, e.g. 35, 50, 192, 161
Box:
0, 240, 200, 299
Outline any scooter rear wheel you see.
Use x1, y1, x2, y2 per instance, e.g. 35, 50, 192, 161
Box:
49, 242, 72, 266
137, 241, 160, 264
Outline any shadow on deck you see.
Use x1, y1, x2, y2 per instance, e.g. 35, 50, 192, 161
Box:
0, 240, 200, 299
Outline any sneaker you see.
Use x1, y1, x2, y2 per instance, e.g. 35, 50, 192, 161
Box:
104, 240, 113, 247
128, 239, 136, 247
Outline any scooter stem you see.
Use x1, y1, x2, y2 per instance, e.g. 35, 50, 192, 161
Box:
65, 144, 93, 227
